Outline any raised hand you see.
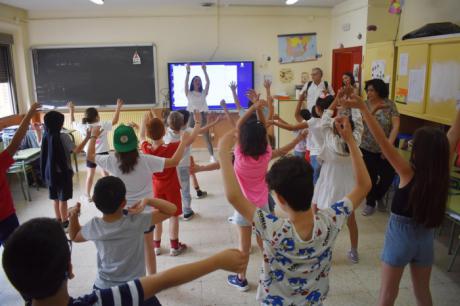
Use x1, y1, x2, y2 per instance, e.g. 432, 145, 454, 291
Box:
67, 101, 74, 111
246, 89, 260, 104
201, 63, 207, 72
229, 81, 237, 91
340, 94, 365, 110
68, 202, 81, 218
211, 249, 249, 274
264, 79, 272, 89
127, 200, 146, 215
334, 116, 353, 141
220, 99, 227, 110
116, 98, 124, 109
128, 122, 140, 130
186, 63, 191, 74
299, 91, 306, 102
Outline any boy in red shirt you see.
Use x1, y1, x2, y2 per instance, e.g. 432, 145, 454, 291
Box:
140, 111, 198, 256
0, 103, 40, 246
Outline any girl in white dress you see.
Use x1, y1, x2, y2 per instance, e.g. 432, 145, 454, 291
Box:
185, 63, 215, 161
313, 92, 364, 263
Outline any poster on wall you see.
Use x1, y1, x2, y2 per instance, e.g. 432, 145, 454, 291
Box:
371, 60, 386, 80
398, 53, 409, 76
278, 33, 318, 64
279, 68, 294, 83
407, 67, 426, 103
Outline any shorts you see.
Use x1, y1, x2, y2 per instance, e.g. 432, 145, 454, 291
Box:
0, 213, 19, 247
86, 152, 109, 168
232, 204, 270, 227
381, 213, 435, 267
154, 186, 183, 217
49, 171, 73, 201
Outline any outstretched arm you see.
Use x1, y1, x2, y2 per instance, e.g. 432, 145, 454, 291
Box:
140, 249, 248, 300
202, 63, 210, 95
218, 130, 257, 222
200, 114, 222, 133
68, 203, 86, 242
67, 101, 75, 123
269, 120, 308, 131
220, 99, 236, 127
294, 92, 306, 123
183, 111, 202, 146
271, 130, 308, 159
112, 98, 124, 126
164, 132, 190, 168
229, 82, 242, 111
185, 64, 190, 96
6, 103, 40, 156
128, 198, 178, 224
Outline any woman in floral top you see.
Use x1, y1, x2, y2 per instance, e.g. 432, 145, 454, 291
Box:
360, 79, 400, 216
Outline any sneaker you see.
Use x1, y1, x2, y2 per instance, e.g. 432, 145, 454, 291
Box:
196, 190, 208, 199
227, 275, 249, 292
183, 211, 195, 221
347, 249, 359, 264
362, 205, 376, 216
210, 156, 217, 163
170, 242, 187, 256
62, 220, 69, 234
154, 248, 161, 256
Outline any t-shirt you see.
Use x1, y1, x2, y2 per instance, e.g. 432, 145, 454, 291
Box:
141, 141, 180, 190
234, 144, 272, 207
25, 279, 161, 306
187, 91, 208, 112
306, 118, 323, 156
293, 120, 308, 153
163, 127, 192, 167
73, 121, 112, 153
0, 150, 15, 221
360, 99, 400, 153
81, 213, 153, 289
95, 154, 165, 208
253, 197, 353, 306
60, 133, 76, 171
300, 81, 335, 112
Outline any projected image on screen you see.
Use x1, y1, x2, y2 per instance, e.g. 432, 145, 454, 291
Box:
168, 61, 254, 111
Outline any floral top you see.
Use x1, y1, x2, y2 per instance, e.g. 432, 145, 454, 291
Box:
360, 98, 399, 153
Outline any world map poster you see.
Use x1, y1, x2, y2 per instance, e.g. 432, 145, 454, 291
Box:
278, 33, 318, 64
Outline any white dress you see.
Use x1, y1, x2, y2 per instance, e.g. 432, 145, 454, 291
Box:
187, 91, 208, 112
313, 108, 364, 210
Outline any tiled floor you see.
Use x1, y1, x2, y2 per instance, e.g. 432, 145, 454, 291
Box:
1, 150, 460, 306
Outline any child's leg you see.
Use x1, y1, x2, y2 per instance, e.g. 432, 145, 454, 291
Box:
52, 200, 61, 221
99, 168, 109, 177
347, 212, 359, 263
144, 231, 156, 275
85, 165, 96, 197
59, 201, 68, 222
378, 262, 404, 306
169, 216, 179, 240
190, 156, 207, 198
409, 264, 433, 306
178, 167, 193, 215
154, 222, 163, 246
237, 225, 252, 280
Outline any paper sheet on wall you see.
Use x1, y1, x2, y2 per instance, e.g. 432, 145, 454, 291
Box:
407, 67, 426, 103
371, 60, 385, 80
398, 53, 408, 76
429, 61, 460, 103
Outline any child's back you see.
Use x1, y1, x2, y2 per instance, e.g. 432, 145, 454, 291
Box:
81, 213, 153, 288
253, 198, 353, 305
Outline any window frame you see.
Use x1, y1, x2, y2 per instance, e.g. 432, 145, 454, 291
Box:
0, 42, 19, 116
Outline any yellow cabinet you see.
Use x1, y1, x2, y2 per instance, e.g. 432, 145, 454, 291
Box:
363, 42, 396, 98
425, 42, 460, 124
394, 44, 429, 115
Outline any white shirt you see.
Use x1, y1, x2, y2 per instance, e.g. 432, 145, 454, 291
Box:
95, 153, 165, 208
73, 121, 112, 153
293, 120, 308, 153
163, 127, 192, 167
300, 81, 335, 112
306, 117, 323, 156
187, 91, 208, 112
253, 198, 353, 305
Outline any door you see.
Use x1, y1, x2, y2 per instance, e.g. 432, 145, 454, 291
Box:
332, 46, 362, 94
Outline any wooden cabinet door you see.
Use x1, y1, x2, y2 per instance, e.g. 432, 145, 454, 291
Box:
425, 42, 460, 125
394, 44, 429, 115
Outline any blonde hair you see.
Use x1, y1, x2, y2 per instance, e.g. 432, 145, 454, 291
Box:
167, 111, 184, 131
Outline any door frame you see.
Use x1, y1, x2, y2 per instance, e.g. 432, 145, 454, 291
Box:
332, 46, 363, 93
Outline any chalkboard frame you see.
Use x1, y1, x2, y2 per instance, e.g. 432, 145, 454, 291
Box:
29, 43, 159, 110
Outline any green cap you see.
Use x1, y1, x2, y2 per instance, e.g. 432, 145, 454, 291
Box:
113, 124, 138, 153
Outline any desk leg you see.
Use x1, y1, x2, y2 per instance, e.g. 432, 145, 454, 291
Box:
22, 162, 31, 201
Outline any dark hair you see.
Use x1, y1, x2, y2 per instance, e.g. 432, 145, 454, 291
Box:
2, 218, 70, 300
93, 176, 126, 214
365, 79, 389, 99
146, 118, 165, 141
177, 109, 190, 126
333, 115, 356, 153
239, 120, 268, 158
312, 95, 334, 118
189, 76, 203, 93
300, 109, 312, 121
266, 156, 313, 211
408, 127, 449, 228
343, 72, 356, 86
115, 150, 139, 174
82, 107, 99, 124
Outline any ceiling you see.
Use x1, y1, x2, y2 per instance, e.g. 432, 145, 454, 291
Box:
1, 0, 347, 11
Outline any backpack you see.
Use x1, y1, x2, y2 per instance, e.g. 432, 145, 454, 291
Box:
306, 80, 329, 93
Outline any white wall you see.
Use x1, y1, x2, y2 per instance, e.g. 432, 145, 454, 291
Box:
26, 6, 333, 108
330, 0, 368, 49
0, 3, 32, 113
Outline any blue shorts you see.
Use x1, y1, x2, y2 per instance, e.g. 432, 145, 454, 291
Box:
0, 213, 19, 247
381, 213, 435, 267
232, 204, 270, 227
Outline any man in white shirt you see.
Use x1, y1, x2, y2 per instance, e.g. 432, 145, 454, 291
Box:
300, 67, 335, 112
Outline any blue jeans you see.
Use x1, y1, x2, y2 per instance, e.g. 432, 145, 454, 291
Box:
177, 166, 192, 214
310, 155, 321, 184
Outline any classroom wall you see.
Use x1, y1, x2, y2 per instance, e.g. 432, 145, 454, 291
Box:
330, 0, 368, 49
366, 0, 400, 44
0, 3, 33, 113
398, 0, 460, 39
25, 6, 333, 110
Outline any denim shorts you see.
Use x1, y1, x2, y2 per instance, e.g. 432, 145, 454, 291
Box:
232, 204, 270, 227
381, 213, 435, 267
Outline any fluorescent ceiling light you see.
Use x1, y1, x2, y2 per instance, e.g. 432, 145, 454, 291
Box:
90, 0, 104, 5
286, 0, 299, 5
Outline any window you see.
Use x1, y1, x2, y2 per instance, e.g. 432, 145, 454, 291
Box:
0, 34, 18, 118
